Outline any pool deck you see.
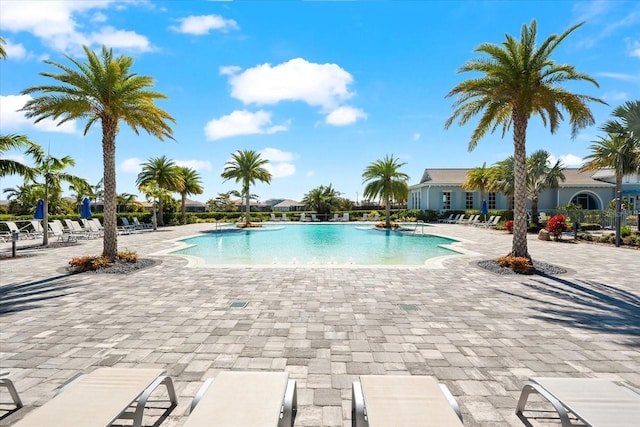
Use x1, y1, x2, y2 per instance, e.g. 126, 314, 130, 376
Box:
1, 222, 639, 426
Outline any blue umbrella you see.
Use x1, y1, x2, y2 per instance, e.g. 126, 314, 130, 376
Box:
34, 199, 44, 220
81, 197, 92, 219
481, 200, 488, 221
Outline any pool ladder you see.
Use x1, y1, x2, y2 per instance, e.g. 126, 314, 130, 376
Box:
413, 220, 425, 234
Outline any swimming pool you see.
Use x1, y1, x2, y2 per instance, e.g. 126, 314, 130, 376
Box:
170, 223, 461, 266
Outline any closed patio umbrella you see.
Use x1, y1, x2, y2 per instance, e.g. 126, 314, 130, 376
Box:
481, 200, 488, 222
81, 197, 92, 219
34, 199, 44, 220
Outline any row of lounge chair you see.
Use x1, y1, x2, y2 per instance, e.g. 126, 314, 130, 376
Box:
4, 368, 639, 426
438, 213, 501, 227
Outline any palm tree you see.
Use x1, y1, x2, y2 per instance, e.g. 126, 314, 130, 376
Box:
526, 150, 566, 225
21, 45, 175, 261
116, 193, 137, 213
3, 182, 40, 215
139, 180, 168, 230
1, 134, 36, 179
581, 132, 639, 244
27, 145, 88, 246
208, 192, 237, 212
177, 167, 204, 224
362, 154, 409, 228
445, 20, 603, 259
462, 162, 492, 210
221, 150, 271, 226
136, 156, 183, 226
301, 184, 343, 218
603, 100, 640, 136
0, 36, 6, 59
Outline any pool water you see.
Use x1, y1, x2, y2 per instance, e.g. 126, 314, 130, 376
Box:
172, 224, 460, 266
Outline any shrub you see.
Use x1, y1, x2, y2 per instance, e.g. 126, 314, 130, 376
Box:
579, 223, 601, 231
622, 235, 638, 246
496, 256, 534, 274
620, 225, 632, 238
547, 214, 569, 239
504, 220, 514, 232
69, 251, 139, 272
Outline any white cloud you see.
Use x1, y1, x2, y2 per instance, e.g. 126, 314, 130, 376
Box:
120, 157, 142, 174
325, 106, 367, 126
92, 12, 108, 23
265, 162, 296, 178
3, 40, 29, 60
306, 170, 315, 177
0, 94, 77, 134
629, 40, 640, 58
549, 154, 584, 167
88, 26, 152, 52
219, 65, 242, 76
204, 110, 289, 141
260, 147, 294, 162
170, 14, 239, 35
175, 159, 212, 171
596, 72, 639, 81
413, 133, 421, 141
603, 90, 628, 102
227, 58, 355, 110
1, 1, 152, 54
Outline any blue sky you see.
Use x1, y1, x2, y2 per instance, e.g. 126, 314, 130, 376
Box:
1, 0, 639, 204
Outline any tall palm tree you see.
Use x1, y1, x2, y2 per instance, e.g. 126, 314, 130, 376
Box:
3, 182, 40, 215
136, 156, 183, 226
445, 20, 603, 259
462, 162, 492, 209
139, 180, 168, 230
21, 45, 175, 261
362, 154, 409, 228
603, 100, 640, 136
526, 150, 566, 225
177, 166, 204, 224
1, 134, 36, 179
27, 145, 88, 246
221, 150, 271, 226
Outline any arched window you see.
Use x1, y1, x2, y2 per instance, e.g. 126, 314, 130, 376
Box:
571, 193, 599, 210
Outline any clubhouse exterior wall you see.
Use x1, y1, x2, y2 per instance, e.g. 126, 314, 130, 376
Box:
408, 168, 625, 212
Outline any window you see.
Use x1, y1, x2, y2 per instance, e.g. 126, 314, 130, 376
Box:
465, 192, 474, 209
442, 191, 451, 209
572, 193, 598, 210
488, 192, 496, 210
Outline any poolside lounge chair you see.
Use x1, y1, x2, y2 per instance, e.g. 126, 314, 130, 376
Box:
2, 221, 32, 240
299, 213, 308, 222
48, 221, 78, 242
119, 217, 138, 234
82, 218, 104, 237
361, 213, 369, 221
132, 217, 153, 230
443, 214, 461, 224
330, 213, 340, 222
29, 220, 48, 238
0, 371, 23, 409
269, 213, 277, 221
372, 213, 380, 222
282, 213, 290, 221
516, 377, 640, 427
484, 215, 501, 227
311, 213, 319, 222
184, 371, 296, 427
438, 214, 454, 223
340, 212, 350, 222
13, 367, 177, 427
64, 219, 98, 239
474, 215, 494, 227
352, 375, 464, 427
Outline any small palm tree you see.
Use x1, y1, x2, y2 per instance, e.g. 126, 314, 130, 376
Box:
302, 184, 342, 218
3, 182, 40, 215
27, 145, 88, 246
177, 167, 204, 224
445, 20, 603, 259
136, 156, 183, 226
221, 150, 271, 226
1, 134, 37, 179
139, 180, 168, 230
21, 45, 175, 261
526, 150, 566, 225
462, 162, 493, 209
362, 154, 409, 228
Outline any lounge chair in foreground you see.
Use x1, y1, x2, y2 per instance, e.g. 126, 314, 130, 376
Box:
13, 367, 177, 427
352, 375, 464, 427
0, 371, 23, 409
184, 371, 296, 427
48, 221, 78, 243
2, 221, 32, 240
516, 377, 640, 427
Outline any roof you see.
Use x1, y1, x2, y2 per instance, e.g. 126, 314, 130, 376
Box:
273, 199, 303, 208
413, 168, 615, 188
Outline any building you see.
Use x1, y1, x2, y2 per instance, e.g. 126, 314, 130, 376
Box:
408, 168, 640, 213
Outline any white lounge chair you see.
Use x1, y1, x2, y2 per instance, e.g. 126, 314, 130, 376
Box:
64, 219, 98, 239
340, 212, 350, 222
474, 215, 494, 227
82, 218, 104, 237
2, 221, 32, 240
516, 377, 640, 427
299, 213, 308, 222
48, 221, 78, 243
352, 375, 464, 427
361, 213, 369, 221
282, 213, 290, 221
438, 214, 454, 223
329, 213, 339, 222
119, 217, 138, 234
12, 367, 177, 427
311, 213, 319, 222
484, 215, 501, 227
29, 220, 48, 238
269, 213, 277, 221
132, 217, 153, 230
372, 213, 380, 222
0, 371, 23, 409
184, 371, 296, 427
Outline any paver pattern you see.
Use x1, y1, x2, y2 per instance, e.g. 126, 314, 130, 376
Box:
1, 223, 639, 426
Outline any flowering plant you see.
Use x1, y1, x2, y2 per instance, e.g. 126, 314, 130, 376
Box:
547, 214, 569, 239
504, 220, 514, 232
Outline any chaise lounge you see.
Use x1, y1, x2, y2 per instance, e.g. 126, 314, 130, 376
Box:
516, 376, 640, 427
184, 371, 297, 427
12, 367, 177, 427
351, 375, 464, 426
0, 371, 23, 409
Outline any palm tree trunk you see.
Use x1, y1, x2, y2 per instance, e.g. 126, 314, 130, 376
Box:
511, 113, 530, 259
615, 176, 622, 247
531, 197, 539, 226
244, 186, 250, 225
181, 193, 187, 224
385, 195, 391, 228
102, 119, 118, 261
42, 187, 49, 246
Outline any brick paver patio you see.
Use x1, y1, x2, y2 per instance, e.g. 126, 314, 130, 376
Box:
1, 223, 638, 426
